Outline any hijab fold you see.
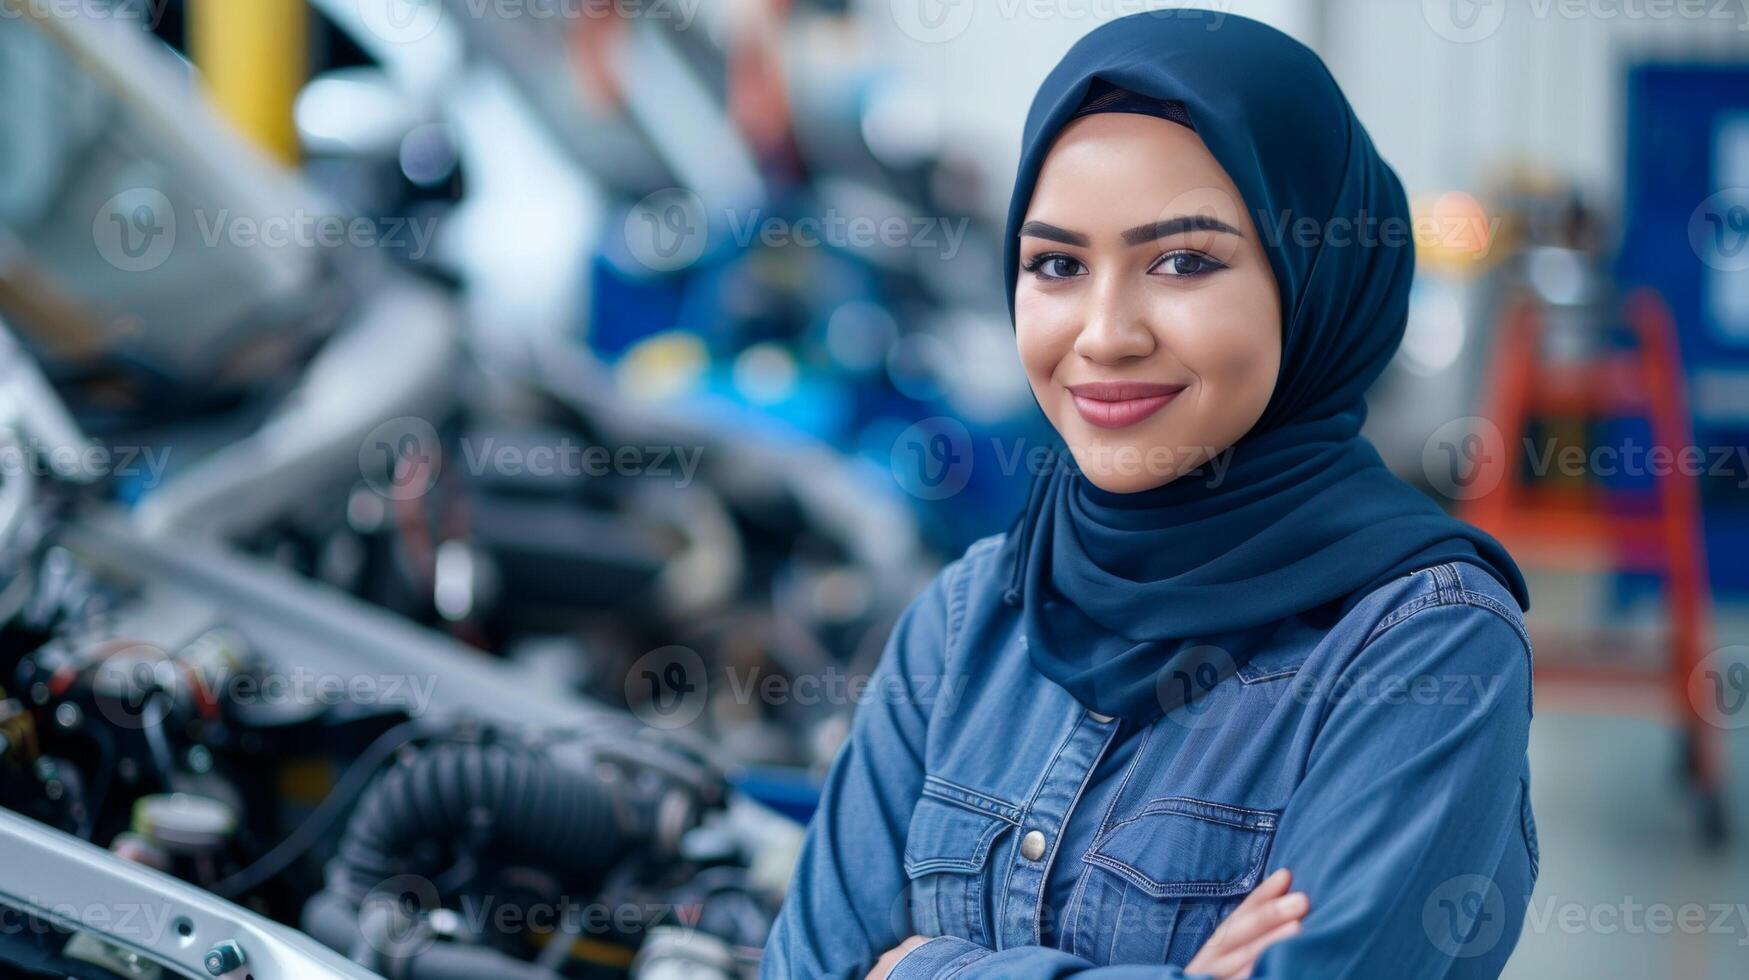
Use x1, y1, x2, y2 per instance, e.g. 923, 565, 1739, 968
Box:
996, 11, 1530, 723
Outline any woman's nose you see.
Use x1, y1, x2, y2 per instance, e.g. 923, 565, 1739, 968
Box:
1073, 275, 1158, 363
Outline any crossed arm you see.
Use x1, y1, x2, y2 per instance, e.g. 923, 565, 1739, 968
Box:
759, 570, 1535, 980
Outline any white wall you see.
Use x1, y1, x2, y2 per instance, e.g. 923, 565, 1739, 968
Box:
1324, 0, 1749, 206
862, 0, 1749, 210
858, 0, 1314, 216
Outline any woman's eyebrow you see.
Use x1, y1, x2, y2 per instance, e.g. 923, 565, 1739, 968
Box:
1018, 221, 1089, 246
1121, 213, 1243, 245
1019, 213, 1243, 247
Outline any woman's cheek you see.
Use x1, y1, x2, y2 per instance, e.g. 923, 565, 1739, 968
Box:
1015, 304, 1073, 386
1189, 334, 1276, 441
1170, 289, 1262, 376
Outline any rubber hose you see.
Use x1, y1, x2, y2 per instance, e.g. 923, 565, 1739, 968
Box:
327, 740, 626, 904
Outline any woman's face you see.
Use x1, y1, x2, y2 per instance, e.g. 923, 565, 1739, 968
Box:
1015, 112, 1282, 493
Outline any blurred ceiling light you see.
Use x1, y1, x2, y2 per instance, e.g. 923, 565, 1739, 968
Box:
1412, 190, 1497, 278
434, 539, 477, 622
1398, 281, 1466, 377
1526, 246, 1589, 307
825, 300, 899, 373
886, 331, 951, 402
616, 331, 709, 403
294, 70, 419, 155
399, 122, 459, 187
861, 81, 941, 170
734, 342, 800, 405
1433, 191, 1492, 254
937, 311, 1032, 423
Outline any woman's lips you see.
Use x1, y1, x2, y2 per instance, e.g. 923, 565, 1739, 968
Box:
1066, 381, 1188, 429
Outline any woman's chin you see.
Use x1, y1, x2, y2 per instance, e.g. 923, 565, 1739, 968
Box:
1057, 424, 1214, 494
1080, 470, 1176, 494
1067, 449, 1187, 494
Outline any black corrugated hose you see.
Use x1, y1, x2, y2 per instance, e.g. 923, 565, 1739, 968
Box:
303, 737, 632, 979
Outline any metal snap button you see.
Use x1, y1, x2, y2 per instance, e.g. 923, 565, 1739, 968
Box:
1021, 829, 1047, 861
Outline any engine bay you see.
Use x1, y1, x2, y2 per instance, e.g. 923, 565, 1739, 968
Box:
0, 491, 792, 980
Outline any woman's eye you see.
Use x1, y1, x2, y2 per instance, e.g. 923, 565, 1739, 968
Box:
1153, 251, 1226, 278
1025, 254, 1085, 280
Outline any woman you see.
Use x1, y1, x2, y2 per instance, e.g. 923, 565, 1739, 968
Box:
762, 10, 1538, 979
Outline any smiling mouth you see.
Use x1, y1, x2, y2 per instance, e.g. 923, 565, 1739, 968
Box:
1066, 381, 1189, 429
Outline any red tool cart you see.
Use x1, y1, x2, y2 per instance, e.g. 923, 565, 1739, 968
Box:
1457, 286, 1727, 845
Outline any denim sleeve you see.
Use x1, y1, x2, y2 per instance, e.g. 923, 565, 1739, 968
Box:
884, 597, 1534, 980
758, 562, 955, 980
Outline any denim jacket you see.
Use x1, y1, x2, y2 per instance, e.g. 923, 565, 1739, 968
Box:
761, 532, 1539, 979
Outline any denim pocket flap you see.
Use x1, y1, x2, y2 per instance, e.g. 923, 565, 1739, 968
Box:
1084, 797, 1277, 899
902, 793, 1017, 877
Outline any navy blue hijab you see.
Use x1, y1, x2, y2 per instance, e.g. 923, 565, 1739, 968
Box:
996, 11, 1530, 723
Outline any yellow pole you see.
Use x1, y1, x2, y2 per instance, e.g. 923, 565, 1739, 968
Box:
188, 0, 307, 164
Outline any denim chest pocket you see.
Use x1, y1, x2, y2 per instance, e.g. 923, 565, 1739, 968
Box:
900, 780, 1020, 947
1065, 798, 1280, 966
